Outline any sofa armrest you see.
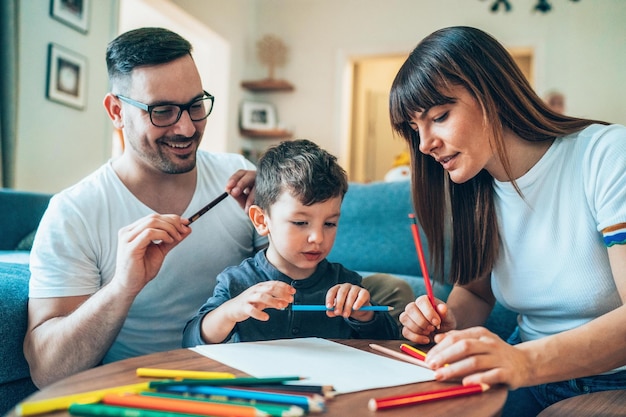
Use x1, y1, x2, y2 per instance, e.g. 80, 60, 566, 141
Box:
0, 262, 37, 412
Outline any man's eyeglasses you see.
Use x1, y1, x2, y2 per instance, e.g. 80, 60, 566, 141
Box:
116, 91, 215, 127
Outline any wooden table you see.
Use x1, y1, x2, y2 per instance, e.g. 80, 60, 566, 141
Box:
9, 340, 507, 417
537, 389, 626, 417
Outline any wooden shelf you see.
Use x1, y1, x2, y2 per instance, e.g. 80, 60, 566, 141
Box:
240, 128, 293, 139
241, 79, 294, 92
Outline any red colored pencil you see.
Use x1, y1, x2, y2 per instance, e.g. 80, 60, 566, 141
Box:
368, 383, 490, 411
400, 343, 427, 361
409, 214, 436, 309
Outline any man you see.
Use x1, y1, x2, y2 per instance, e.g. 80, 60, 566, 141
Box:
24, 27, 414, 388
24, 27, 264, 388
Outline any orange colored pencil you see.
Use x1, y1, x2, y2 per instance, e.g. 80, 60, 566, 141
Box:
368, 383, 490, 411
103, 393, 268, 417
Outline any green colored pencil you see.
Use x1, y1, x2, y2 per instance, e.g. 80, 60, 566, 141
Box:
69, 403, 214, 417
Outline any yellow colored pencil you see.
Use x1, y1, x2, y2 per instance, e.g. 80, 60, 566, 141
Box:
15, 382, 151, 417
136, 368, 235, 380
400, 343, 429, 360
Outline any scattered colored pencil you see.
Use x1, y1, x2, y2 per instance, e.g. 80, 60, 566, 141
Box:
136, 368, 234, 380
368, 383, 490, 411
15, 382, 151, 416
291, 305, 393, 312
69, 403, 239, 417
103, 393, 269, 417
149, 376, 303, 388
250, 384, 337, 399
156, 385, 325, 413
409, 213, 437, 309
139, 392, 305, 417
400, 343, 428, 361
368, 344, 431, 370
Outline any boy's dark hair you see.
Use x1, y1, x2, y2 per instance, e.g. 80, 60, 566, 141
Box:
106, 27, 192, 94
255, 139, 348, 211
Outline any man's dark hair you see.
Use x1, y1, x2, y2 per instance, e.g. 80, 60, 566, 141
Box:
255, 139, 348, 211
106, 27, 192, 93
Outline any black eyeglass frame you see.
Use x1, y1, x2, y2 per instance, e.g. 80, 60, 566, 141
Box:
116, 90, 215, 127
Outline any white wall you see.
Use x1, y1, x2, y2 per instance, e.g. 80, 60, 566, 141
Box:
174, 0, 626, 166
15, 0, 119, 193
171, 0, 258, 155
14, 0, 626, 191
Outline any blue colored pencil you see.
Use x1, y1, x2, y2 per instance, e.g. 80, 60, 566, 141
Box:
292, 305, 393, 311
157, 385, 325, 413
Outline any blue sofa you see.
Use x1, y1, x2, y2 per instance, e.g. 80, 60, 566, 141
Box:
0, 189, 50, 415
0, 182, 517, 414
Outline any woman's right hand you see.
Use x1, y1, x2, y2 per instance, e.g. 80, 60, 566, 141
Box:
399, 295, 457, 344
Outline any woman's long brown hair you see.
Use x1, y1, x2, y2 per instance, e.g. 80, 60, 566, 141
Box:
389, 26, 607, 285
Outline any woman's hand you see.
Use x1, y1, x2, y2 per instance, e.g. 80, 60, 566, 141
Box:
426, 327, 533, 390
399, 295, 455, 344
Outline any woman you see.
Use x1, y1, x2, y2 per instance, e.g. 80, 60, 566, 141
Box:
391, 26, 626, 416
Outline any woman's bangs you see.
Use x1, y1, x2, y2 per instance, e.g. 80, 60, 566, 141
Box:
390, 64, 451, 125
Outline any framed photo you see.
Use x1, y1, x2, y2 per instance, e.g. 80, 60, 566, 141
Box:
46, 43, 88, 110
50, 0, 90, 33
240, 101, 277, 131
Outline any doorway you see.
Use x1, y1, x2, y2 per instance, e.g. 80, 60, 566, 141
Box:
349, 55, 408, 183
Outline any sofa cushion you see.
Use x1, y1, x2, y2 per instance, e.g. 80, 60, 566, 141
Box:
328, 181, 434, 278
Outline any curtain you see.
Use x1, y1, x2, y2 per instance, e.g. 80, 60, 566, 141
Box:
0, 0, 18, 188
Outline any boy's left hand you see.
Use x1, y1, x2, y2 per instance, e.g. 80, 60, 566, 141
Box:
325, 284, 374, 321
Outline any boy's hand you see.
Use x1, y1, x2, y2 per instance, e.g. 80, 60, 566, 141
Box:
224, 281, 295, 322
325, 283, 374, 322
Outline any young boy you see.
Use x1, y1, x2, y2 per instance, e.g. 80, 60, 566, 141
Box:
183, 139, 399, 345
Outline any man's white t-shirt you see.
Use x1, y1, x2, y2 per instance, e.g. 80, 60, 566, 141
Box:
492, 124, 626, 343
29, 151, 266, 363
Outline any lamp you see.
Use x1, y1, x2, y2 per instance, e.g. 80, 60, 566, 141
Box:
484, 0, 581, 14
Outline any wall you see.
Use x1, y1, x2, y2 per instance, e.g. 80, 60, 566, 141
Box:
13, 0, 626, 191
15, 0, 119, 193
174, 0, 626, 170
171, 0, 257, 156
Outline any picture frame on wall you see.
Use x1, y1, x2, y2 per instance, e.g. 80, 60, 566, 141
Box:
46, 43, 88, 110
240, 101, 277, 131
50, 0, 90, 34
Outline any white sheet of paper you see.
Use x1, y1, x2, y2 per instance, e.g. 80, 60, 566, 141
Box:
191, 337, 435, 394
